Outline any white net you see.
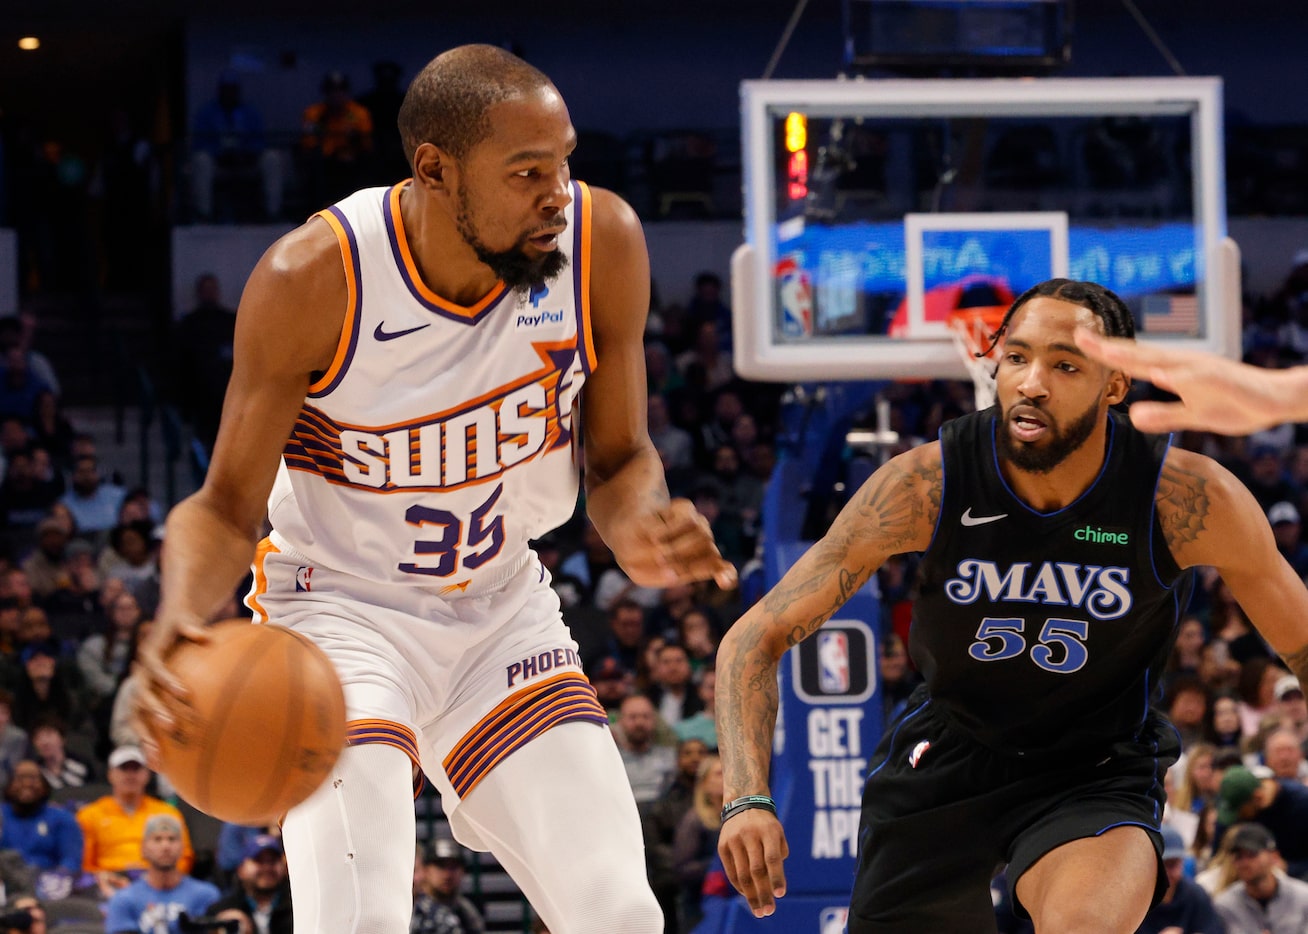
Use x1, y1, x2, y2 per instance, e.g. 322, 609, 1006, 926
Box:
947, 311, 1002, 411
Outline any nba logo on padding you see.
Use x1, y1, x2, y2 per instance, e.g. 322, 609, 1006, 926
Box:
818, 631, 849, 693
792, 619, 874, 703
819, 907, 848, 934
295, 566, 313, 592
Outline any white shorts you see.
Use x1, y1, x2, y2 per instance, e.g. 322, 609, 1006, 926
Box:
246, 536, 608, 815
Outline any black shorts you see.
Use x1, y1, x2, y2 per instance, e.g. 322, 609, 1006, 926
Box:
847, 688, 1179, 934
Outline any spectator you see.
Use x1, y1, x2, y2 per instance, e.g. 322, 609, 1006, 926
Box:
1167, 675, 1214, 751
0, 317, 58, 400
0, 759, 83, 877
648, 393, 694, 475
880, 632, 922, 723
1237, 658, 1286, 737
586, 598, 646, 676
58, 454, 127, 541
411, 838, 484, 934
299, 71, 373, 209
1268, 501, 1308, 578
677, 608, 719, 679
0, 453, 63, 535
76, 588, 141, 707
674, 321, 732, 394
674, 668, 718, 749
9, 637, 84, 736
1214, 823, 1308, 933
21, 516, 78, 602
167, 274, 237, 456
104, 814, 219, 934
76, 745, 194, 898
1137, 824, 1224, 934
190, 71, 284, 221
1211, 690, 1246, 749
1272, 673, 1308, 744
355, 61, 408, 184
684, 272, 731, 349
671, 754, 723, 932
97, 520, 160, 595
1173, 743, 1221, 818
0, 348, 51, 423
646, 643, 701, 728
29, 717, 93, 790
587, 656, 634, 721
1, 896, 46, 934
206, 833, 293, 934
29, 391, 74, 472
614, 694, 675, 808
214, 823, 273, 889
1216, 765, 1308, 881
1165, 615, 1209, 689
1262, 727, 1308, 784
0, 689, 28, 787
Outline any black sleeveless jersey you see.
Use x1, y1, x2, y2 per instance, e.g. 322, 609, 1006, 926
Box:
910, 407, 1193, 757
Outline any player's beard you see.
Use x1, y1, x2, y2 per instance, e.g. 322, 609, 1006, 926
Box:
456, 183, 567, 293
997, 398, 1100, 474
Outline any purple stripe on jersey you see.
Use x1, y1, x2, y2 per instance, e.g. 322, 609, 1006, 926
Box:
569, 180, 592, 378
309, 205, 363, 399
382, 188, 508, 325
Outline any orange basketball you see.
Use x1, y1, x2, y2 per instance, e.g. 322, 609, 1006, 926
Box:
153, 619, 346, 825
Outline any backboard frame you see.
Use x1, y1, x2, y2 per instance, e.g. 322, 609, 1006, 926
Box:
732, 76, 1235, 382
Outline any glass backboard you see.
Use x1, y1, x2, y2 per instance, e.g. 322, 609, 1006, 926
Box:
732, 77, 1240, 381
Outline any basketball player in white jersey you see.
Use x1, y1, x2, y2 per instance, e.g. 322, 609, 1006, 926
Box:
1076, 328, 1308, 434
133, 44, 735, 934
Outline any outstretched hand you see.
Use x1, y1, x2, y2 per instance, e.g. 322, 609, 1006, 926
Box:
718, 808, 789, 917
1075, 327, 1288, 435
616, 498, 737, 590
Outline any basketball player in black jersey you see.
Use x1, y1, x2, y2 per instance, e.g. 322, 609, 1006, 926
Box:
716, 278, 1308, 933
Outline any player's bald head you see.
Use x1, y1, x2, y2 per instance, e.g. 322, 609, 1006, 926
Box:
398, 44, 555, 168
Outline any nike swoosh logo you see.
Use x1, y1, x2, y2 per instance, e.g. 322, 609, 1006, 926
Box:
374, 322, 431, 341
961, 508, 1008, 527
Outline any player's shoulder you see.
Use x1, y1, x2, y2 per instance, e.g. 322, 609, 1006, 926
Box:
1157, 445, 1246, 502
584, 185, 641, 238
261, 215, 345, 283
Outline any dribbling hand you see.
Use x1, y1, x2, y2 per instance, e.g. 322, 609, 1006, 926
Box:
718, 808, 789, 917
618, 498, 737, 590
129, 610, 211, 765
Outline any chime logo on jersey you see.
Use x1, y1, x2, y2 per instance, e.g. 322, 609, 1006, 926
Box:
295, 566, 313, 592
943, 559, 1133, 620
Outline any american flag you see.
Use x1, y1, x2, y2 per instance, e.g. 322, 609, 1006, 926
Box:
1140, 293, 1200, 335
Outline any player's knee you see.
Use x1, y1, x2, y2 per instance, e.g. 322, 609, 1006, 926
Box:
558, 864, 663, 934
352, 896, 413, 934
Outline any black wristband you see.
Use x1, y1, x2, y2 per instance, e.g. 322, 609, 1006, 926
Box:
720, 794, 777, 824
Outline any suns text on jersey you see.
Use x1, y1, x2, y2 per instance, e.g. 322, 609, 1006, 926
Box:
943, 559, 1133, 620
336, 358, 582, 491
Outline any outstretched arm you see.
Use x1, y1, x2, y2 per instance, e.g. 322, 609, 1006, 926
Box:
581, 187, 734, 589
1075, 328, 1308, 434
1158, 447, 1308, 687
715, 443, 942, 917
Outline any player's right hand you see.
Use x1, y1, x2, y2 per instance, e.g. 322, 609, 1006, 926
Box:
718, 807, 789, 918
130, 611, 211, 761
1074, 327, 1287, 435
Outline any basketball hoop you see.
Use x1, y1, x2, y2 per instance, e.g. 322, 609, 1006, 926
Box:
947, 306, 1007, 411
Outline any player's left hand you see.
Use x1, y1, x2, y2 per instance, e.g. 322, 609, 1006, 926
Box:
618, 498, 737, 590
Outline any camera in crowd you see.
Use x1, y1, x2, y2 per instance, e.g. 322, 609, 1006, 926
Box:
178, 913, 243, 934
0, 909, 32, 933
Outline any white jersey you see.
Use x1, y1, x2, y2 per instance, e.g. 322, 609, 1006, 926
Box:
265, 180, 595, 596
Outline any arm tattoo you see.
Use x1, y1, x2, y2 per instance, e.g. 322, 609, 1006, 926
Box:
1156, 462, 1210, 557
716, 624, 781, 796
761, 456, 940, 647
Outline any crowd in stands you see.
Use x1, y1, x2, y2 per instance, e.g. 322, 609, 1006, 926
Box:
2, 195, 1308, 931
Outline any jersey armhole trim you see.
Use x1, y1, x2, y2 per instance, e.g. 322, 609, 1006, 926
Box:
307, 207, 363, 397
573, 181, 597, 374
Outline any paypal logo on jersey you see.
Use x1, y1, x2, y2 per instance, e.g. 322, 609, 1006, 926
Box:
528, 281, 550, 307
515, 308, 565, 329
944, 559, 1133, 620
